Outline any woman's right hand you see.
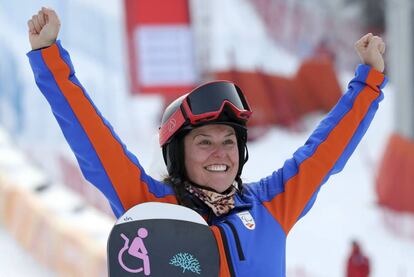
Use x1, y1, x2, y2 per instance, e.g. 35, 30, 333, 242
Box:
354, 33, 385, 73
28, 7, 61, 50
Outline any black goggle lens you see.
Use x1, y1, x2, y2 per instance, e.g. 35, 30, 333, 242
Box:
186, 82, 249, 115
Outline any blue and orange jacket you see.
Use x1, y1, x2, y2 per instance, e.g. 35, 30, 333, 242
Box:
28, 41, 387, 277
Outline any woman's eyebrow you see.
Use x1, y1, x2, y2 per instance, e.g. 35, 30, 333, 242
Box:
193, 132, 235, 140
193, 133, 210, 140
194, 133, 210, 137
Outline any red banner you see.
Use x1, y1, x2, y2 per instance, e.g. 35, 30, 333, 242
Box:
124, 0, 197, 95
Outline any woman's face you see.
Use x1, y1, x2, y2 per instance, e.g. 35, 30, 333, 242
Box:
184, 124, 239, 193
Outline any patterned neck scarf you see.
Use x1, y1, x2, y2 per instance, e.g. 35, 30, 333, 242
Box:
184, 181, 238, 216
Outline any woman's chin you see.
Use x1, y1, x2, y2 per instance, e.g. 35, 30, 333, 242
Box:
206, 181, 233, 193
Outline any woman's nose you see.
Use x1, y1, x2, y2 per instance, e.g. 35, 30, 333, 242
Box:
212, 145, 227, 158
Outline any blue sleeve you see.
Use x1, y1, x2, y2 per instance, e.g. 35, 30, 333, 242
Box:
27, 41, 177, 218
245, 64, 387, 233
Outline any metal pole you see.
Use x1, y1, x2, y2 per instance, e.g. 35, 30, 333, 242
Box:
386, 0, 414, 138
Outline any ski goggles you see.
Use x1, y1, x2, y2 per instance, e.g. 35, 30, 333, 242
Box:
159, 81, 252, 146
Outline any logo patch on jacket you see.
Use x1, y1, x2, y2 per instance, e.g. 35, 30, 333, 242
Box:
236, 211, 255, 230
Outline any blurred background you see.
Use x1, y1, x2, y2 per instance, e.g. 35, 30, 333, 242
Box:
0, 0, 413, 276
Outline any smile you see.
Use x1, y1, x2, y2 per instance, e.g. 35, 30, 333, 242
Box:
204, 164, 229, 172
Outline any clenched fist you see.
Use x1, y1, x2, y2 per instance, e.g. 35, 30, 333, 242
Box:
355, 33, 385, 72
28, 7, 61, 50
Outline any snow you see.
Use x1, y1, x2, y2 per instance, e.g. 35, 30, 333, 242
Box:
0, 224, 55, 277
1, 0, 414, 276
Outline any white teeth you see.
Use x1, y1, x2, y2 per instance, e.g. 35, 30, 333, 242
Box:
205, 165, 228, 172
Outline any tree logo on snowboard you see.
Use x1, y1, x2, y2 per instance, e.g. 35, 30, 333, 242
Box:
169, 252, 201, 274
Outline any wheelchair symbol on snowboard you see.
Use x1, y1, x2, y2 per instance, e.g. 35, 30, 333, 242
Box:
118, 228, 151, 275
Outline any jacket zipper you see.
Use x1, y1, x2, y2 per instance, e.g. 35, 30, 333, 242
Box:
217, 226, 236, 277
223, 221, 245, 261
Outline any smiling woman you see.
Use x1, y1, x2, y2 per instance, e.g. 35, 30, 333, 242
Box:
27, 7, 387, 277
184, 124, 239, 193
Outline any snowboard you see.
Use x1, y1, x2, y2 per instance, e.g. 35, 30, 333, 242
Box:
107, 202, 219, 277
